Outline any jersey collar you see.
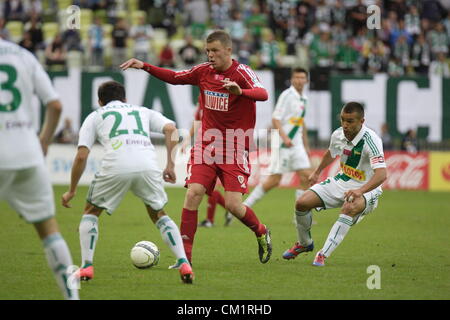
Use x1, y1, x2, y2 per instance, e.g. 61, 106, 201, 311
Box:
349, 125, 367, 146
105, 100, 125, 106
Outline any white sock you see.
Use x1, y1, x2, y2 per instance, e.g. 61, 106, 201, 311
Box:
243, 184, 266, 208
79, 214, 99, 267
321, 214, 353, 258
156, 216, 188, 264
43, 233, 79, 300
295, 210, 313, 246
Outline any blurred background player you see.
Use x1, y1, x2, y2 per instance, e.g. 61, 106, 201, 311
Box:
61, 81, 194, 284
283, 102, 387, 266
120, 30, 272, 266
0, 38, 79, 300
244, 68, 312, 209
182, 95, 228, 228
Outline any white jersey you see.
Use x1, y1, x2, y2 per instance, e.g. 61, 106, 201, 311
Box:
272, 86, 307, 148
0, 39, 59, 169
329, 125, 386, 189
78, 100, 174, 175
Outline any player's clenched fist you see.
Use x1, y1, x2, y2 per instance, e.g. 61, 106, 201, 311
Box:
120, 58, 144, 70
221, 80, 242, 95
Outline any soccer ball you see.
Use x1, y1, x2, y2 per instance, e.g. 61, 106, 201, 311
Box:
130, 241, 160, 269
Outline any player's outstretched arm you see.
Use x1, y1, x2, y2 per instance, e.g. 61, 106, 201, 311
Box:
62, 146, 90, 208
162, 123, 178, 184
40, 99, 62, 156
309, 150, 335, 186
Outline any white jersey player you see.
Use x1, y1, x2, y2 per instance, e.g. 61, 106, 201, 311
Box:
0, 39, 79, 299
282, 102, 387, 266
61, 81, 194, 284
244, 68, 312, 208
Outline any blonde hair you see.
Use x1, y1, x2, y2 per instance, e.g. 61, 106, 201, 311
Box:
206, 30, 232, 48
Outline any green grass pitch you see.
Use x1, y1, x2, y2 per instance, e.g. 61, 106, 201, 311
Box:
1, 186, 449, 300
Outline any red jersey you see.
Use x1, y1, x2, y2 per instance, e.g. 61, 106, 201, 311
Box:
143, 60, 267, 160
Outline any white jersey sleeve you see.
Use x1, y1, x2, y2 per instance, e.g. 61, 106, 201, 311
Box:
78, 112, 98, 150
272, 90, 288, 121
148, 109, 175, 134
364, 133, 386, 170
28, 51, 59, 104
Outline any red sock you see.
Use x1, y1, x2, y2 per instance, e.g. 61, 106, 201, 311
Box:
239, 206, 266, 237
207, 190, 225, 222
180, 208, 198, 262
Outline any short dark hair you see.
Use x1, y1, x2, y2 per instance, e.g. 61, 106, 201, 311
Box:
342, 101, 364, 118
98, 81, 126, 105
206, 30, 232, 48
292, 67, 308, 78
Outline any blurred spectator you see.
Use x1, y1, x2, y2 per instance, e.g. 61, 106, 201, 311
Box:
4, 0, 25, 21
237, 33, 252, 65
310, 28, 335, 68
178, 34, 201, 68
259, 31, 280, 69
335, 38, 360, 73
0, 18, 10, 40
386, 0, 408, 20
331, 0, 347, 26
366, 45, 385, 74
331, 23, 349, 48
24, 0, 42, 19
245, 5, 267, 52
62, 28, 83, 52
161, 0, 178, 38
393, 34, 411, 67
381, 123, 393, 151
19, 30, 35, 53
185, 0, 209, 39
388, 56, 405, 76
210, 0, 230, 29
296, 0, 315, 30
55, 118, 77, 144
269, 0, 290, 39
130, 15, 154, 62
349, 0, 367, 36
45, 34, 67, 69
429, 52, 450, 76
285, 6, 301, 55
159, 42, 175, 68
112, 18, 128, 68
427, 23, 449, 57
315, 0, 332, 25
390, 19, 413, 48
404, 5, 421, 39
444, 11, 450, 40
89, 17, 104, 67
25, 14, 44, 51
401, 129, 419, 153
421, 0, 447, 24
228, 9, 246, 55
411, 33, 431, 74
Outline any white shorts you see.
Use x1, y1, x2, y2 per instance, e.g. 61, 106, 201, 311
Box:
86, 170, 168, 214
309, 176, 382, 224
0, 165, 55, 223
268, 147, 311, 175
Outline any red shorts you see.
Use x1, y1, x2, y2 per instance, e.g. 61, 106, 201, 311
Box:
184, 147, 251, 196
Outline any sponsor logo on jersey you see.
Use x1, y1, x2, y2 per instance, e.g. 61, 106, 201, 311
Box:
371, 155, 385, 165
288, 117, 304, 126
204, 90, 229, 111
340, 162, 366, 181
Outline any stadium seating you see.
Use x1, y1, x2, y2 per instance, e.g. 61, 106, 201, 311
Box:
5, 21, 24, 43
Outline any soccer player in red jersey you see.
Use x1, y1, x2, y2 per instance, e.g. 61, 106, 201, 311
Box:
183, 99, 230, 228
120, 30, 272, 265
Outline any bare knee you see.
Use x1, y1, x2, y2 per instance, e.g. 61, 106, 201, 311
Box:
184, 186, 205, 209
295, 199, 311, 212
225, 202, 242, 214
